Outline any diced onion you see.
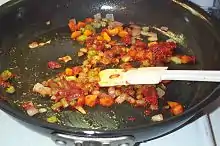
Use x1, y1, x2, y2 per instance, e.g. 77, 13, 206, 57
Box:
148, 36, 158, 42
27, 107, 39, 116
151, 114, 163, 122
105, 14, 114, 21
94, 13, 102, 21
108, 87, 116, 98
156, 87, 165, 98
115, 93, 127, 104
39, 108, 47, 113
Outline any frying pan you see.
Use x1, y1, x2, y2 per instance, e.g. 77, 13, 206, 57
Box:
0, 0, 220, 145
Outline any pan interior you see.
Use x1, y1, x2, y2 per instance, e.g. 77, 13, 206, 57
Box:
0, 0, 220, 131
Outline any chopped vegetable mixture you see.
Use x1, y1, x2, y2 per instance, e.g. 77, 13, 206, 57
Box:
1, 13, 196, 122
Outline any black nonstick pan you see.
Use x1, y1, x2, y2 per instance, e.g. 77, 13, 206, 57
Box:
0, 0, 220, 145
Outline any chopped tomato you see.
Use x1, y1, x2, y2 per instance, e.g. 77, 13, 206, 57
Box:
128, 49, 137, 58
68, 19, 77, 31
135, 40, 147, 48
48, 61, 61, 69
142, 86, 158, 97
135, 50, 145, 60
145, 96, 158, 106
144, 109, 151, 116
77, 96, 85, 106
77, 21, 86, 30
145, 51, 153, 61
121, 35, 131, 45
72, 66, 82, 75
22, 101, 34, 110
84, 18, 93, 23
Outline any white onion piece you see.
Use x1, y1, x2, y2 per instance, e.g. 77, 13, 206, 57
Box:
142, 26, 149, 32
132, 28, 141, 37
39, 108, 47, 113
108, 87, 116, 98
27, 107, 39, 116
140, 31, 149, 36
151, 114, 163, 122
161, 26, 168, 31
33, 83, 52, 96
94, 13, 102, 21
156, 87, 165, 98
105, 14, 114, 21
148, 36, 158, 42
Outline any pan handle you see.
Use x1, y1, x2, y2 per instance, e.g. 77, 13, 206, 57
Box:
51, 132, 135, 146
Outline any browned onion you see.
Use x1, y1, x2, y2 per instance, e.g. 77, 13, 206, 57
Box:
108, 87, 116, 98
115, 93, 127, 104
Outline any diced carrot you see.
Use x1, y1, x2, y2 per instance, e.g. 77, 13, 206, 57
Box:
118, 30, 128, 38
167, 101, 179, 108
83, 29, 93, 36
65, 68, 73, 76
84, 18, 93, 23
101, 32, 111, 42
180, 55, 195, 64
99, 96, 114, 107
107, 28, 119, 36
85, 95, 98, 107
77, 21, 86, 29
71, 31, 81, 39
171, 104, 184, 116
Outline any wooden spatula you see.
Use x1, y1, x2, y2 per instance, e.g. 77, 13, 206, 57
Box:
98, 67, 220, 87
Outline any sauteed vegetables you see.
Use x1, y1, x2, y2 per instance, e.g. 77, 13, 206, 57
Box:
1, 14, 195, 123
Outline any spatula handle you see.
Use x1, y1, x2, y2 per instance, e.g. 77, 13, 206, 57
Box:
161, 70, 220, 82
